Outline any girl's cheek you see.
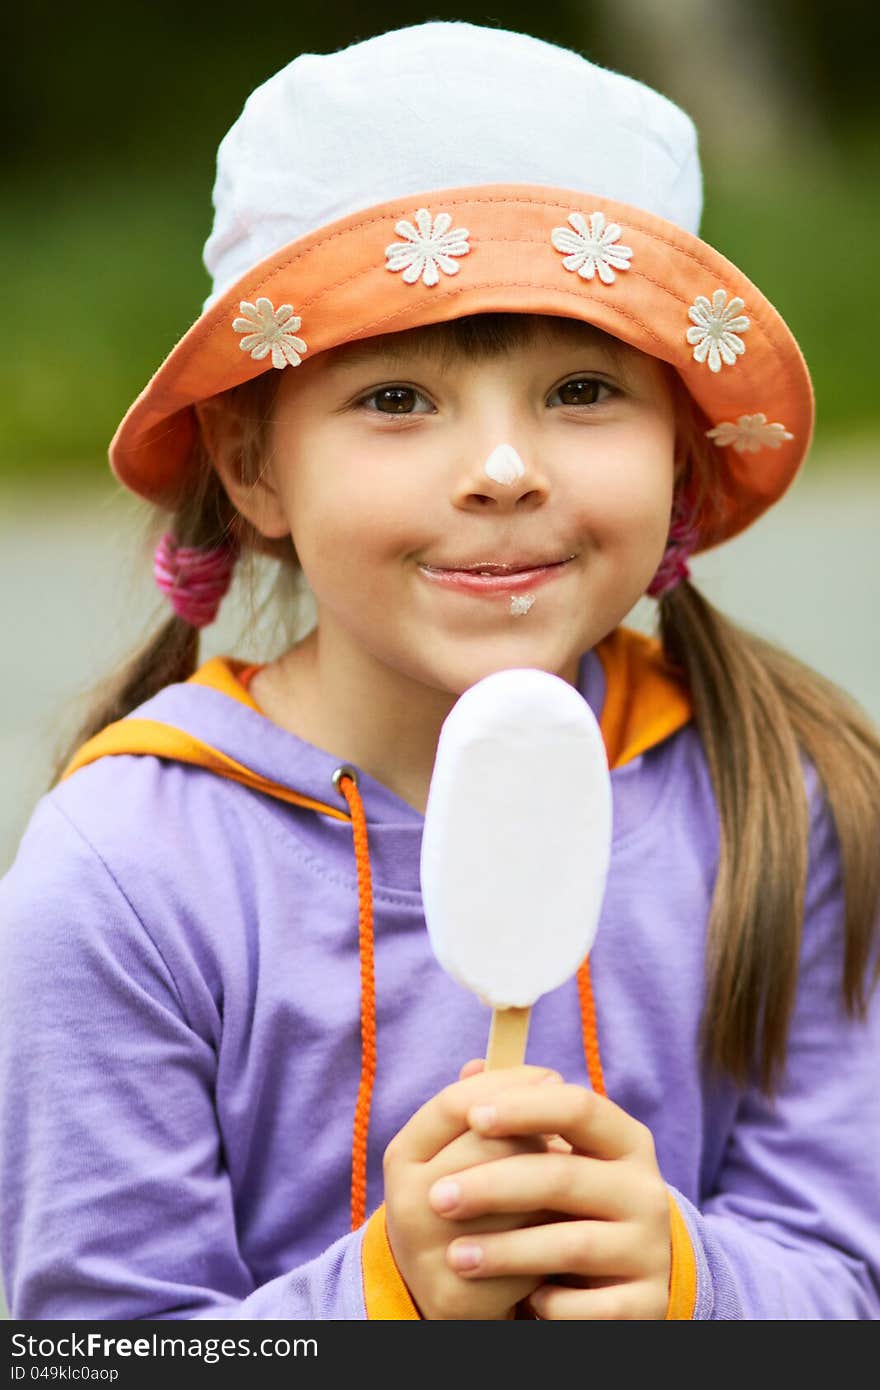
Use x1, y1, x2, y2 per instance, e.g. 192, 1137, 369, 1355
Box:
569, 483, 660, 540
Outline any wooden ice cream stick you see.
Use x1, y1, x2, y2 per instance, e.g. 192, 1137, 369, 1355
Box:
486, 1006, 532, 1070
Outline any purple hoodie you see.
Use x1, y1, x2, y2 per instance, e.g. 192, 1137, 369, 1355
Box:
1, 634, 878, 1319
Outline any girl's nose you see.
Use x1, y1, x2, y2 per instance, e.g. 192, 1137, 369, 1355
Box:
453, 442, 550, 509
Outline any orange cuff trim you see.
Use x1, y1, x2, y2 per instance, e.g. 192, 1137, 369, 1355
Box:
362, 1207, 421, 1320
666, 1192, 698, 1320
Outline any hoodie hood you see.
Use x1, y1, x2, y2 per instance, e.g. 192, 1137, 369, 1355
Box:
61, 626, 692, 803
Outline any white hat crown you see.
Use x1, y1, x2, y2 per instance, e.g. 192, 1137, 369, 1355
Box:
203, 20, 702, 307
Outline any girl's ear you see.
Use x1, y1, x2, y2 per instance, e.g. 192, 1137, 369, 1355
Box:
194, 399, 290, 540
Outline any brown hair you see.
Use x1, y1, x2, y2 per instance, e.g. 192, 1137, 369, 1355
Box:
49, 313, 880, 1093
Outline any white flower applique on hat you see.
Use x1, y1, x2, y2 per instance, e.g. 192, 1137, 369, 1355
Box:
384, 209, 471, 286
233, 298, 308, 368
550, 211, 633, 284
687, 289, 750, 372
706, 413, 794, 453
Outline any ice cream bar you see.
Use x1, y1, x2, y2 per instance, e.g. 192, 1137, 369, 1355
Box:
420, 667, 612, 1068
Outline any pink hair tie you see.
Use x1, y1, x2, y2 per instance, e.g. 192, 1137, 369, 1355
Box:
646, 498, 700, 599
153, 531, 239, 628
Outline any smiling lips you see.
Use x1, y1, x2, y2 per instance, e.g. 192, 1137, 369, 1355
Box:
418, 555, 575, 595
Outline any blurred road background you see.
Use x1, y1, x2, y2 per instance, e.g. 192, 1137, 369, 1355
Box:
1, 0, 878, 1318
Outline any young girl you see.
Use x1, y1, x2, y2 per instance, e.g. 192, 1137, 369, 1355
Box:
2, 21, 878, 1322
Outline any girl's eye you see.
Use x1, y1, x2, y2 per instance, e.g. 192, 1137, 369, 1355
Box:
550, 378, 612, 407
358, 385, 433, 415
356, 377, 613, 416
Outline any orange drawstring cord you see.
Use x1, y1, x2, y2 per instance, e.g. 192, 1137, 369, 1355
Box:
332, 767, 377, 1232
576, 958, 606, 1096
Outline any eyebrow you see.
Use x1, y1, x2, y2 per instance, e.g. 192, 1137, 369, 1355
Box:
325, 339, 433, 370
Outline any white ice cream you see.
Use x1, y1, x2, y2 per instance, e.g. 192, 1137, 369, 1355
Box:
420, 668, 612, 1009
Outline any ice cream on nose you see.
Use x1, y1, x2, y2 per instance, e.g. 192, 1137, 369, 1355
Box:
483, 443, 526, 486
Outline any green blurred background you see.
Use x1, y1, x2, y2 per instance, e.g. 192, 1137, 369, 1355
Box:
3, 0, 878, 487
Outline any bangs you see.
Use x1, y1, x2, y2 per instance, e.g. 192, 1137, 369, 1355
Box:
328, 312, 632, 369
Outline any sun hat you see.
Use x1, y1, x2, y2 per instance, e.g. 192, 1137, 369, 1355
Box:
110, 20, 813, 551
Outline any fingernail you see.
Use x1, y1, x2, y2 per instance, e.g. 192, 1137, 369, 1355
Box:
429, 1179, 461, 1212
449, 1242, 483, 1272
540, 1070, 563, 1083
469, 1104, 496, 1131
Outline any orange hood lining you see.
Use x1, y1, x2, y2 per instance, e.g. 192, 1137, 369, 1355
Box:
61, 626, 692, 794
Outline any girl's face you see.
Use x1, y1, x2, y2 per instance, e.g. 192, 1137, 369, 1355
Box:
250, 319, 677, 698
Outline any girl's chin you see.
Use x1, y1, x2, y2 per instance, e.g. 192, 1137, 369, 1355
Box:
416, 640, 585, 694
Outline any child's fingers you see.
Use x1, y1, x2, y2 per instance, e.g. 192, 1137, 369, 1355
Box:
457, 1063, 570, 1152
428, 1151, 626, 1221
443, 1126, 547, 1176
445, 1218, 642, 1281
385, 1067, 563, 1166
458, 1058, 486, 1080
528, 1279, 664, 1321
545, 1134, 573, 1154
457, 1062, 571, 1153
467, 1082, 651, 1161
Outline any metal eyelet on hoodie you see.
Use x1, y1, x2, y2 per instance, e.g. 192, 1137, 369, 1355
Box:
331, 764, 359, 794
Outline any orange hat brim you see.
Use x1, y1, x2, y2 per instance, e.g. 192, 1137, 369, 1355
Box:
110, 184, 813, 549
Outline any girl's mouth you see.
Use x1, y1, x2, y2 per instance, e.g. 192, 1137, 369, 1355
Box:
417, 556, 575, 595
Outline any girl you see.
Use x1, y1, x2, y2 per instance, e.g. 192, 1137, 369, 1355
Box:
1, 21, 879, 1321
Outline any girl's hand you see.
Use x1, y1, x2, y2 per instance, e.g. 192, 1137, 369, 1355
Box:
427, 1080, 672, 1320
383, 1066, 562, 1320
